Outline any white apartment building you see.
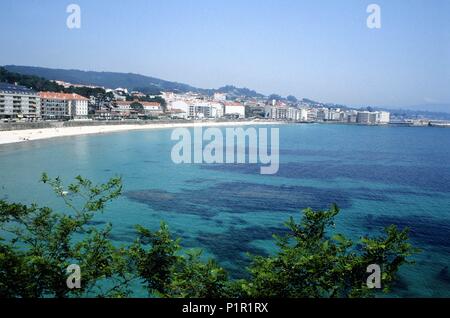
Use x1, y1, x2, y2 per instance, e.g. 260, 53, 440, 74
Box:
168, 100, 189, 118
190, 104, 210, 119
356, 111, 390, 124
224, 102, 246, 118
0, 83, 41, 120
316, 108, 329, 121
210, 102, 224, 118
168, 99, 223, 119
299, 108, 309, 121
344, 110, 358, 123
265, 105, 287, 120
287, 107, 302, 121
377, 111, 391, 124
71, 96, 89, 119
329, 109, 343, 121
307, 108, 318, 121
40, 92, 88, 120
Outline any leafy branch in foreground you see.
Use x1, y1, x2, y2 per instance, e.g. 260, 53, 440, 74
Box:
0, 173, 130, 297
0, 175, 419, 298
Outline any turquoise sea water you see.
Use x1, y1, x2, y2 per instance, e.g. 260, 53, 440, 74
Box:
0, 124, 449, 297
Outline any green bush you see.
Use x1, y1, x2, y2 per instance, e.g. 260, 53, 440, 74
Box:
0, 175, 418, 298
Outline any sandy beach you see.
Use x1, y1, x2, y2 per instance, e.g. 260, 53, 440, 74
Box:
0, 120, 283, 145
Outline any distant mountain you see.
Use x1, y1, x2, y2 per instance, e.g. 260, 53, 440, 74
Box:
403, 104, 450, 114
3, 65, 265, 98
387, 108, 450, 121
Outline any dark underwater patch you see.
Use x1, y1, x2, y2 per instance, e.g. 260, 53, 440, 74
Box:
109, 233, 137, 243
124, 181, 352, 218
87, 220, 108, 226
202, 162, 450, 193
364, 214, 450, 250
125, 188, 216, 217
194, 225, 289, 279
437, 266, 450, 285
185, 178, 216, 184
391, 273, 410, 293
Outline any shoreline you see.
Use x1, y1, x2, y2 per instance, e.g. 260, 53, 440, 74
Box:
0, 120, 285, 145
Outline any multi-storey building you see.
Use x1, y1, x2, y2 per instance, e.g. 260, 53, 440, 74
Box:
224, 102, 245, 118
287, 107, 302, 121
377, 111, 391, 124
306, 108, 318, 121
188, 101, 211, 119
264, 105, 288, 120
316, 108, 329, 121
356, 111, 390, 124
356, 111, 373, 124
0, 83, 41, 120
210, 102, 224, 118
344, 110, 358, 123
39, 92, 88, 120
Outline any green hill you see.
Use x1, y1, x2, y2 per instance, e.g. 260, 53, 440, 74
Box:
3, 65, 264, 98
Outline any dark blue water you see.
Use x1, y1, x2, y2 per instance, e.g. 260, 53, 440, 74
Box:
0, 124, 449, 297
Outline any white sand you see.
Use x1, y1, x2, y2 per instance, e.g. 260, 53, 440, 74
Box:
0, 121, 283, 145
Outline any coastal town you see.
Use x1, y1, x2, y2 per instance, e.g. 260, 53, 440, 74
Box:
2, 72, 450, 128
0, 79, 394, 126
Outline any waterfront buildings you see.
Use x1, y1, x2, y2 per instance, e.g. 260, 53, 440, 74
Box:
355, 111, 390, 124
224, 102, 245, 118
356, 111, 375, 124
141, 102, 163, 117
1, 78, 392, 125
306, 108, 318, 121
167, 97, 227, 119
112, 100, 163, 119
263, 103, 391, 125
210, 102, 224, 118
344, 110, 358, 123
114, 101, 133, 117
377, 111, 391, 124
288, 107, 302, 121
39, 92, 88, 120
168, 100, 189, 118
0, 83, 41, 120
188, 101, 225, 119
265, 105, 288, 120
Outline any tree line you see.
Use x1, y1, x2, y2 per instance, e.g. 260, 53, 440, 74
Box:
0, 67, 112, 99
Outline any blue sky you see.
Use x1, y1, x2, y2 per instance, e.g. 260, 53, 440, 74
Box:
1, 0, 449, 111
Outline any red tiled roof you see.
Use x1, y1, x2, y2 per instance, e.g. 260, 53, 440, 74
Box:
39, 92, 88, 101
141, 102, 161, 107
224, 102, 243, 107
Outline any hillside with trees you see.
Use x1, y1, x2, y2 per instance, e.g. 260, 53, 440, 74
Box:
0, 67, 112, 99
